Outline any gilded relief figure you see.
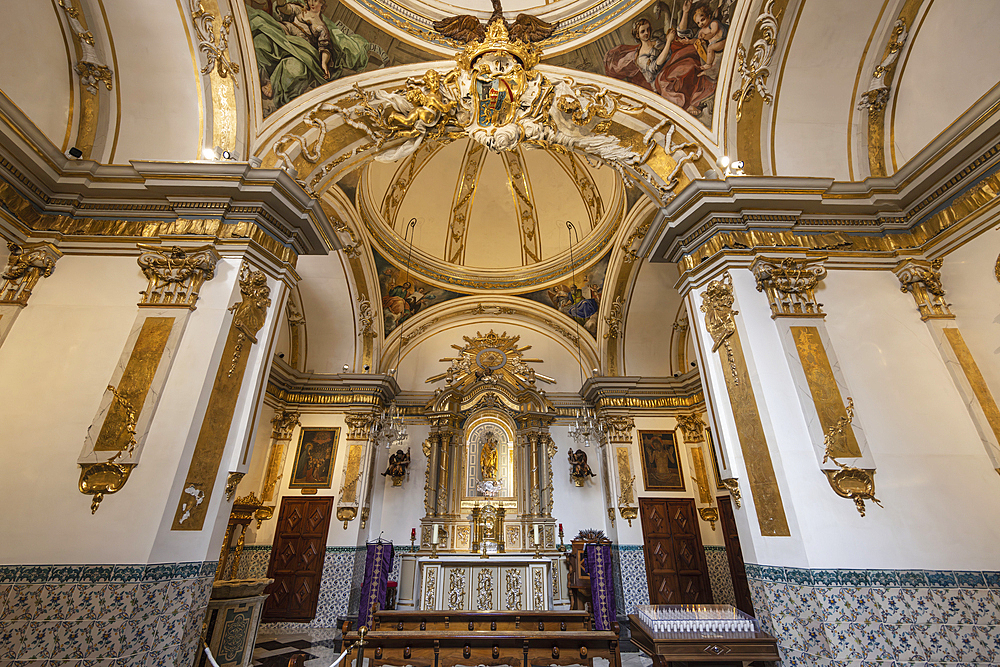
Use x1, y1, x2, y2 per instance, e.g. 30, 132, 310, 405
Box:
481, 436, 498, 480
380, 70, 458, 138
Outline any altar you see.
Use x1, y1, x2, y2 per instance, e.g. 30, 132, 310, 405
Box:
395, 553, 569, 611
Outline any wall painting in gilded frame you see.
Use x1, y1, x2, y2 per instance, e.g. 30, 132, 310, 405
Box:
289, 427, 340, 489
638, 430, 684, 491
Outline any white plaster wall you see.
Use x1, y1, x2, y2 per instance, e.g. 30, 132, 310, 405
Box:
395, 322, 588, 391
0, 2, 71, 149
624, 261, 680, 377
101, 0, 201, 162
893, 0, 1000, 168
694, 265, 1000, 570
372, 423, 430, 546
0, 255, 158, 563
772, 0, 882, 179
295, 253, 357, 374
939, 226, 1000, 406
550, 426, 607, 541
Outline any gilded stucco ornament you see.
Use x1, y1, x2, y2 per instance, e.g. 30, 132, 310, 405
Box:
894, 258, 953, 320
327, 17, 655, 182
57, 0, 114, 93
752, 256, 827, 318
823, 398, 882, 517
189, 0, 241, 83
698, 507, 719, 530
857, 20, 908, 114
136, 244, 220, 308
0, 242, 61, 306
676, 414, 705, 443
731, 0, 778, 121
227, 263, 272, 378
700, 273, 739, 385
721, 478, 742, 508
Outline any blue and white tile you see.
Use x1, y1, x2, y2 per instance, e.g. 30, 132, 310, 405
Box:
943, 624, 993, 663
959, 588, 999, 625
881, 623, 927, 661
928, 588, 975, 624
914, 623, 960, 662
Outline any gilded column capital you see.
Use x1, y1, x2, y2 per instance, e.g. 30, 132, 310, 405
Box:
676, 413, 706, 442
269, 409, 300, 440
752, 256, 827, 318
1, 241, 62, 306
894, 258, 953, 320
600, 415, 634, 443
136, 244, 220, 308
344, 412, 375, 440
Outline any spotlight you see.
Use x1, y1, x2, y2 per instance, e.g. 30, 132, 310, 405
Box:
364, 364, 370, 372
673, 372, 680, 377
691, 361, 696, 367
68, 147, 83, 159
278, 353, 285, 358
202, 147, 216, 160
222, 150, 232, 160
343, 364, 349, 372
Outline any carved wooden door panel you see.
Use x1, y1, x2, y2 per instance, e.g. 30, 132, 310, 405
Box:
263, 496, 334, 622
718, 496, 755, 615
639, 497, 713, 605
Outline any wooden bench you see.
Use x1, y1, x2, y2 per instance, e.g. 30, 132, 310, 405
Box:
344, 610, 621, 667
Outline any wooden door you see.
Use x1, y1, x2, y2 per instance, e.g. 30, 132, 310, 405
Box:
263, 496, 334, 622
718, 496, 755, 616
638, 498, 713, 605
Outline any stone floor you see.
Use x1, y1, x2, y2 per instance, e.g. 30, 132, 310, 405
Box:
251, 629, 653, 667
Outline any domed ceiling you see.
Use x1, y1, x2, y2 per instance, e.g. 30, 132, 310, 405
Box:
360, 138, 622, 290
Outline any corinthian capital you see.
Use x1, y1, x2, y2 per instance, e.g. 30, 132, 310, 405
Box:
136, 244, 220, 308
1, 242, 62, 306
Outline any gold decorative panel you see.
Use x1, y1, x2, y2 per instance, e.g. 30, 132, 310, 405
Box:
690, 447, 713, 505
93, 317, 175, 453
943, 328, 1000, 446
171, 266, 271, 530
721, 331, 790, 536
790, 326, 861, 458
340, 443, 364, 503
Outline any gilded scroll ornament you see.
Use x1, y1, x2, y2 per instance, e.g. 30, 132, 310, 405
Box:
752, 257, 827, 318
79, 462, 134, 515
894, 258, 953, 320
532, 567, 544, 610
700, 273, 739, 385
136, 244, 219, 308
226, 263, 272, 378
357, 295, 378, 340
271, 410, 301, 440
822, 398, 882, 517
261, 410, 298, 502
477, 568, 493, 610
1, 242, 61, 306
857, 20, 908, 114
448, 567, 466, 610
603, 295, 625, 340
505, 568, 522, 610
676, 414, 705, 443
224, 471, 245, 501
189, 0, 240, 82
345, 413, 376, 440
57, 0, 114, 93
731, 0, 778, 121
721, 478, 742, 509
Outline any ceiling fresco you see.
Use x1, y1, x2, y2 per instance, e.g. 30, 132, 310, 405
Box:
246, 0, 435, 116
519, 252, 610, 337
244, 0, 729, 127
374, 248, 465, 335
547, 0, 734, 128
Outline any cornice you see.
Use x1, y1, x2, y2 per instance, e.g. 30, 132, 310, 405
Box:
581, 371, 705, 412
0, 95, 338, 259
642, 85, 1000, 267
265, 358, 399, 408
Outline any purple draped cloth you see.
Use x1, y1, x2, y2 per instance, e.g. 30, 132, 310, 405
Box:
357, 541, 394, 630
586, 542, 617, 631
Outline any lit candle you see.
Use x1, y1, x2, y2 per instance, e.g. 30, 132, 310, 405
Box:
432, 524, 439, 544
411, 528, 416, 541
533, 524, 540, 546
558, 523, 563, 532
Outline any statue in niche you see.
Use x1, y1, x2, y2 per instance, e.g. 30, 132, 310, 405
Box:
569, 449, 596, 486
382, 448, 410, 486
481, 435, 499, 480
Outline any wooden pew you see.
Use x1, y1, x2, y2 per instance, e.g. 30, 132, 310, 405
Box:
344, 610, 621, 667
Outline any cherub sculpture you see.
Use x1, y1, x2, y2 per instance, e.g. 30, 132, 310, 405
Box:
568, 448, 596, 486
382, 448, 411, 486
380, 69, 456, 138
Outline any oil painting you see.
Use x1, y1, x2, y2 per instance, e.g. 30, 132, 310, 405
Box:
520, 254, 609, 336
374, 249, 463, 335
290, 427, 340, 488
246, 0, 434, 117
638, 429, 684, 490
545, 0, 735, 127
